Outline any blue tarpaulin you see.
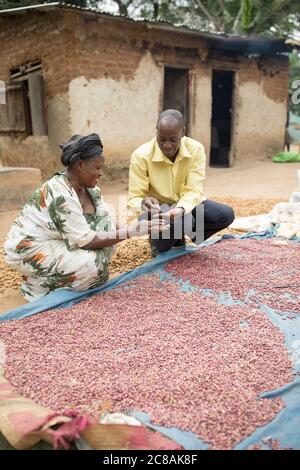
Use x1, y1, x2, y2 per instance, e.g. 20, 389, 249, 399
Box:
1, 231, 299, 450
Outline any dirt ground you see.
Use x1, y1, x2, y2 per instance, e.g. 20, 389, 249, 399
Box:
0, 158, 299, 315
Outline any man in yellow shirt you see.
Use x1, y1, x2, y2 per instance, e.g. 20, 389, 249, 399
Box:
128, 109, 235, 255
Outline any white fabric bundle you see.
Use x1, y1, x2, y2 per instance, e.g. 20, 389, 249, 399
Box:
229, 197, 300, 239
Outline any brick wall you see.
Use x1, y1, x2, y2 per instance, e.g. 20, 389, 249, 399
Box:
53, 10, 290, 165
204, 51, 288, 162
0, 11, 71, 175
0, 8, 289, 175
206, 51, 288, 104
0, 11, 69, 99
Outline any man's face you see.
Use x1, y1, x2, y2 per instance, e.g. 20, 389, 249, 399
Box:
156, 120, 184, 159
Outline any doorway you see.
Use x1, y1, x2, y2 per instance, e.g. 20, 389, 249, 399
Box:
210, 70, 234, 167
163, 67, 189, 132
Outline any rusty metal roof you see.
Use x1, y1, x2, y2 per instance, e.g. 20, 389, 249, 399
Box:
0, 2, 298, 54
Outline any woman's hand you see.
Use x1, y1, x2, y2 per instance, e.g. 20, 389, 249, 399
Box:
82, 218, 169, 250
128, 218, 169, 237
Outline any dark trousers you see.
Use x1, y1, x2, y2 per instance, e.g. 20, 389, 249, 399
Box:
140, 199, 235, 253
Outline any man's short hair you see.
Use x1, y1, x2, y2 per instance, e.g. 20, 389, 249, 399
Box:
157, 109, 184, 128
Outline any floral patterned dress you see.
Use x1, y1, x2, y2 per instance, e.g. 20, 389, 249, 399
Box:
4, 171, 115, 301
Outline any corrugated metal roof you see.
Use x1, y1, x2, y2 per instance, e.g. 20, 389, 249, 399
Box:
0, 2, 224, 37
0, 2, 60, 14
0, 2, 298, 54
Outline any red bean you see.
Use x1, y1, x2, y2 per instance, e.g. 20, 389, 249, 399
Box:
0, 271, 293, 449
248, 438, 291, 450
166, 239, 300, 313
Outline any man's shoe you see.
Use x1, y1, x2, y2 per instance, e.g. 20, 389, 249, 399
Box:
173, 239, 186, 248
150, 244, 161, 258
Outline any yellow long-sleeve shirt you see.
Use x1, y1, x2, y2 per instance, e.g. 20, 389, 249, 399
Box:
128, 136, 206, 217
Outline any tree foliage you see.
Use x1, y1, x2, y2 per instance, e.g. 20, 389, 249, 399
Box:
99, 0, 300, 37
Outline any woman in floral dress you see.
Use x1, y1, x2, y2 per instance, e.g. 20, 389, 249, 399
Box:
4, 133, 166, 301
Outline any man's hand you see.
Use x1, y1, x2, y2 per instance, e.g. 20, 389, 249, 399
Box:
141, 197, 160, 214
156, 207, 185, 222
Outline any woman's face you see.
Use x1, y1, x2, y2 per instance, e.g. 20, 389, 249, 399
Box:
77, 155, 104, 188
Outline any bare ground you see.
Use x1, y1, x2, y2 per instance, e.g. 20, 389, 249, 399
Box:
0, 158, 298, 314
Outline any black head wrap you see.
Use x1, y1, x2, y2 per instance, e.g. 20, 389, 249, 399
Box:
59, 133, 103, 167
